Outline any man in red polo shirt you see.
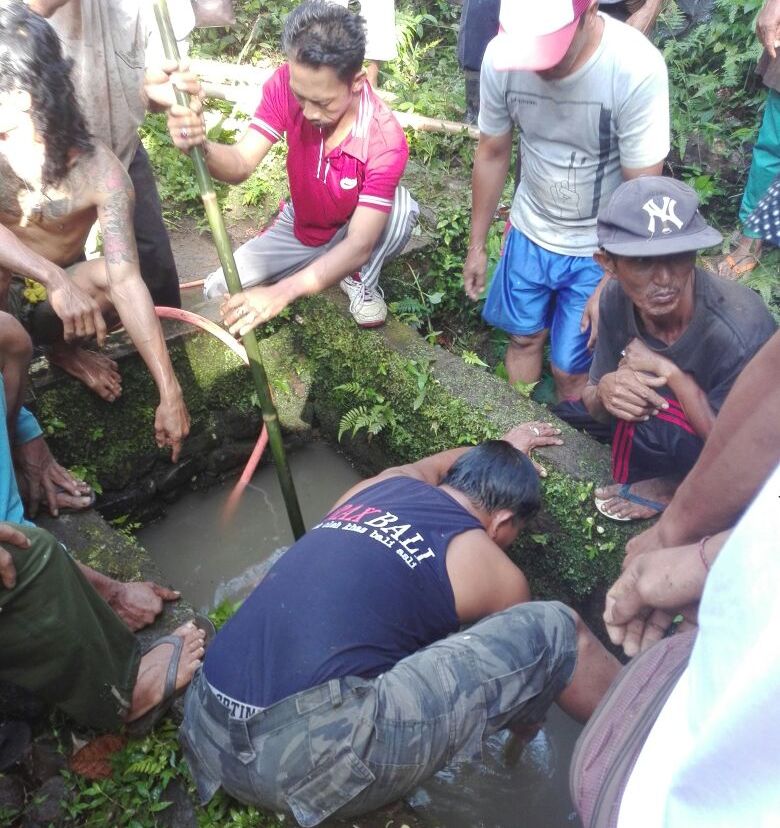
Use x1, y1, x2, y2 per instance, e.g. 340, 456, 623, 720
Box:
165, 0, 417, 329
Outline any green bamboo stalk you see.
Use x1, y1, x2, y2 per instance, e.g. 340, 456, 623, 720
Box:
153, 0, 305, 539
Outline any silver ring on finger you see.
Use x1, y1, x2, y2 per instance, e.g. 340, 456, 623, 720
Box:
532, 427, 540, 436
180, 127, 189, 139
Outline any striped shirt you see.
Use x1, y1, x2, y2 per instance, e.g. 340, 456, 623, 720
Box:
250, 64, 408, 247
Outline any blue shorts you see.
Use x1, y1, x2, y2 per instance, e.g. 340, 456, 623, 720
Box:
482, 227, 604, 375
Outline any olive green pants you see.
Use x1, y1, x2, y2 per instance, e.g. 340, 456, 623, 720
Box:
0, 526, 140, 730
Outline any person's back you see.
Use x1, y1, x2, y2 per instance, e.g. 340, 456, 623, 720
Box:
204, 476, 483, 713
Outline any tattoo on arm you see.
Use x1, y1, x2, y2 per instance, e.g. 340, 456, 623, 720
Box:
94, 152, 139, 267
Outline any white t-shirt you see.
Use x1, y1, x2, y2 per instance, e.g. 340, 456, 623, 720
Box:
479, 13, 669, 256
618, 463, 780, 828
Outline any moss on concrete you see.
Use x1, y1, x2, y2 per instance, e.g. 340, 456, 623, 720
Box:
296, 291, 635, 600
32, 289, 635, 604
31, 325, 311, 490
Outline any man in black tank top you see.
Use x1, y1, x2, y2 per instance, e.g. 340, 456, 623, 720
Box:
181, 423, 621, 827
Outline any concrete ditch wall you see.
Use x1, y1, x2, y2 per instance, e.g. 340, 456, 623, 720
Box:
28, 289, 637, 614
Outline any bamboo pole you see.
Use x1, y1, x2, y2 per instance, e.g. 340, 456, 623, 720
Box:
153, 0, 305, 540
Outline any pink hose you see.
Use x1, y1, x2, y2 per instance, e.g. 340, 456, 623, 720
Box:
154, 306, 269, 523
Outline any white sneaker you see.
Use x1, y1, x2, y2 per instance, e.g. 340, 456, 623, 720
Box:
340, 276, 387, 328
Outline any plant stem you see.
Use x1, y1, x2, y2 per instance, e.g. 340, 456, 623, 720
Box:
152, 0, 305, 539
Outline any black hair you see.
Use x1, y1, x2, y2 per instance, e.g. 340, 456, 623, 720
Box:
281, 1, 366, 83
442, 440, 541, 521
0, 1, 94, 187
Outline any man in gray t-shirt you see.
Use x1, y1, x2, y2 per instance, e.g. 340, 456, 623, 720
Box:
463, 0, 669, 401
581, 178, 776, 521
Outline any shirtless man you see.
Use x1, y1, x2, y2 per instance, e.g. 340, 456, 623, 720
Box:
0, 2, 189, 460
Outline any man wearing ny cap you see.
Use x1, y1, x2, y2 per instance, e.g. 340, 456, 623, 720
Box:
578, 177, 776, 521
463, 0, 669, 401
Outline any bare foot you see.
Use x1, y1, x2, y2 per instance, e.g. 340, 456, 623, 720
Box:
594, 476, 678, 520
717, 234, 762, 280
127, 622, 206, 724
49, 344, 122, 402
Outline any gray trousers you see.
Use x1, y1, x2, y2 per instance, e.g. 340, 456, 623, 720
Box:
179, 601, 577, 827
203, 186, 419, 299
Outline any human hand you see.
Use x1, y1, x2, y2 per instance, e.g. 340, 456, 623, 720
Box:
13, 436, 93, 518
0, 524, 31, 590
620, 338, 675, 381
221, 283, 295, 336
500, 421, 563, 477
604, 543, 705, 657
757, 0, 780, 58
579, 290, 600, 352
145, 59, 203, 111
47, 272, 107, 346
155, 393, 190, 463
596, 366, 668, 422
463, 245, 488, 301
108, 581, 181, 631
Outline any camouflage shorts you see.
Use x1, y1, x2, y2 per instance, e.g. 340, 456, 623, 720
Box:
180, 601, 577, 827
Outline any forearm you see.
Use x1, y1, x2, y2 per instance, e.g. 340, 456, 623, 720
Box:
639, 530, 731, 607
276, 235, 376, 303
665, 367, 716, 439
469, 139, 512, 248
653, 331, 780, 545
0, 226, 65, 289
109, 276, 183, 403
582, 381, 612, 424
199, 141, 255, 185
76, 560, 121, 604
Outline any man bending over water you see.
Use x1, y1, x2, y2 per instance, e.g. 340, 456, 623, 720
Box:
0, 2, 189, 460
180, 423, 620, 826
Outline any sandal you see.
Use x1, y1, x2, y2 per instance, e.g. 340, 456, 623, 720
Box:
594, 483, 666, 523
718, 253, 759, 279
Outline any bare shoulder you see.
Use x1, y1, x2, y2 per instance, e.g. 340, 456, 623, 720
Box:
447, 530, 531, 622
69, 142, 132, 204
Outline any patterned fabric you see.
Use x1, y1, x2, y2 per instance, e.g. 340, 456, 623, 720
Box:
744, 173, 780, 246
180, 602, 578, 826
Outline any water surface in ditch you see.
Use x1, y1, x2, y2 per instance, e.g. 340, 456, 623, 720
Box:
138, 441, 582, 828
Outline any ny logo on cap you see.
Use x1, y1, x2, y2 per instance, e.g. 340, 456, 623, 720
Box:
642, 197, 683, 235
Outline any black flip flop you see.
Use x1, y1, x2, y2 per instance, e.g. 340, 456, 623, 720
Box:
125, 616, 215, 738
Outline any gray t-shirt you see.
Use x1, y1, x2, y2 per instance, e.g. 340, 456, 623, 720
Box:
479, 13, 669, 256
589, 269, 777, 412
48, 0, 194, 169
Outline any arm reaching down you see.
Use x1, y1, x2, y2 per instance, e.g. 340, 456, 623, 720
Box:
92, 146, 190, 461
221, 206, 390, 333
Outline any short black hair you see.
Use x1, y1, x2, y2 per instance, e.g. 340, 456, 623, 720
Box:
442, 441, 541, 521
0, 1, 93, 187
281, 1, 366, 83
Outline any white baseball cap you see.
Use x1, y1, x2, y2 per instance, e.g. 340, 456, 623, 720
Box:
492, 0, 594, 72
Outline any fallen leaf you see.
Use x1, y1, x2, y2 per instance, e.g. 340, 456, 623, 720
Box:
69, 734, 127, 779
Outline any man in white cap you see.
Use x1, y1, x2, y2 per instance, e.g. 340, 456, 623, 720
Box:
463, 0, 669, 401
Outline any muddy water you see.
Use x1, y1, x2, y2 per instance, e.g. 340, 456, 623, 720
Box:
139, 442, 363, 612
138, 441, 582, 828
409, 706, 582, 828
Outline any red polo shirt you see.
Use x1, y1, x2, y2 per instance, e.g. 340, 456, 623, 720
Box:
249, 64, 409, 247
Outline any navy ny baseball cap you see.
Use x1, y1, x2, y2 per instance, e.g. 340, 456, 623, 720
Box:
597, 177, 723, 257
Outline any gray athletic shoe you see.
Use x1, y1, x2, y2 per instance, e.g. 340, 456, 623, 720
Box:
340, 276, 387, 328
